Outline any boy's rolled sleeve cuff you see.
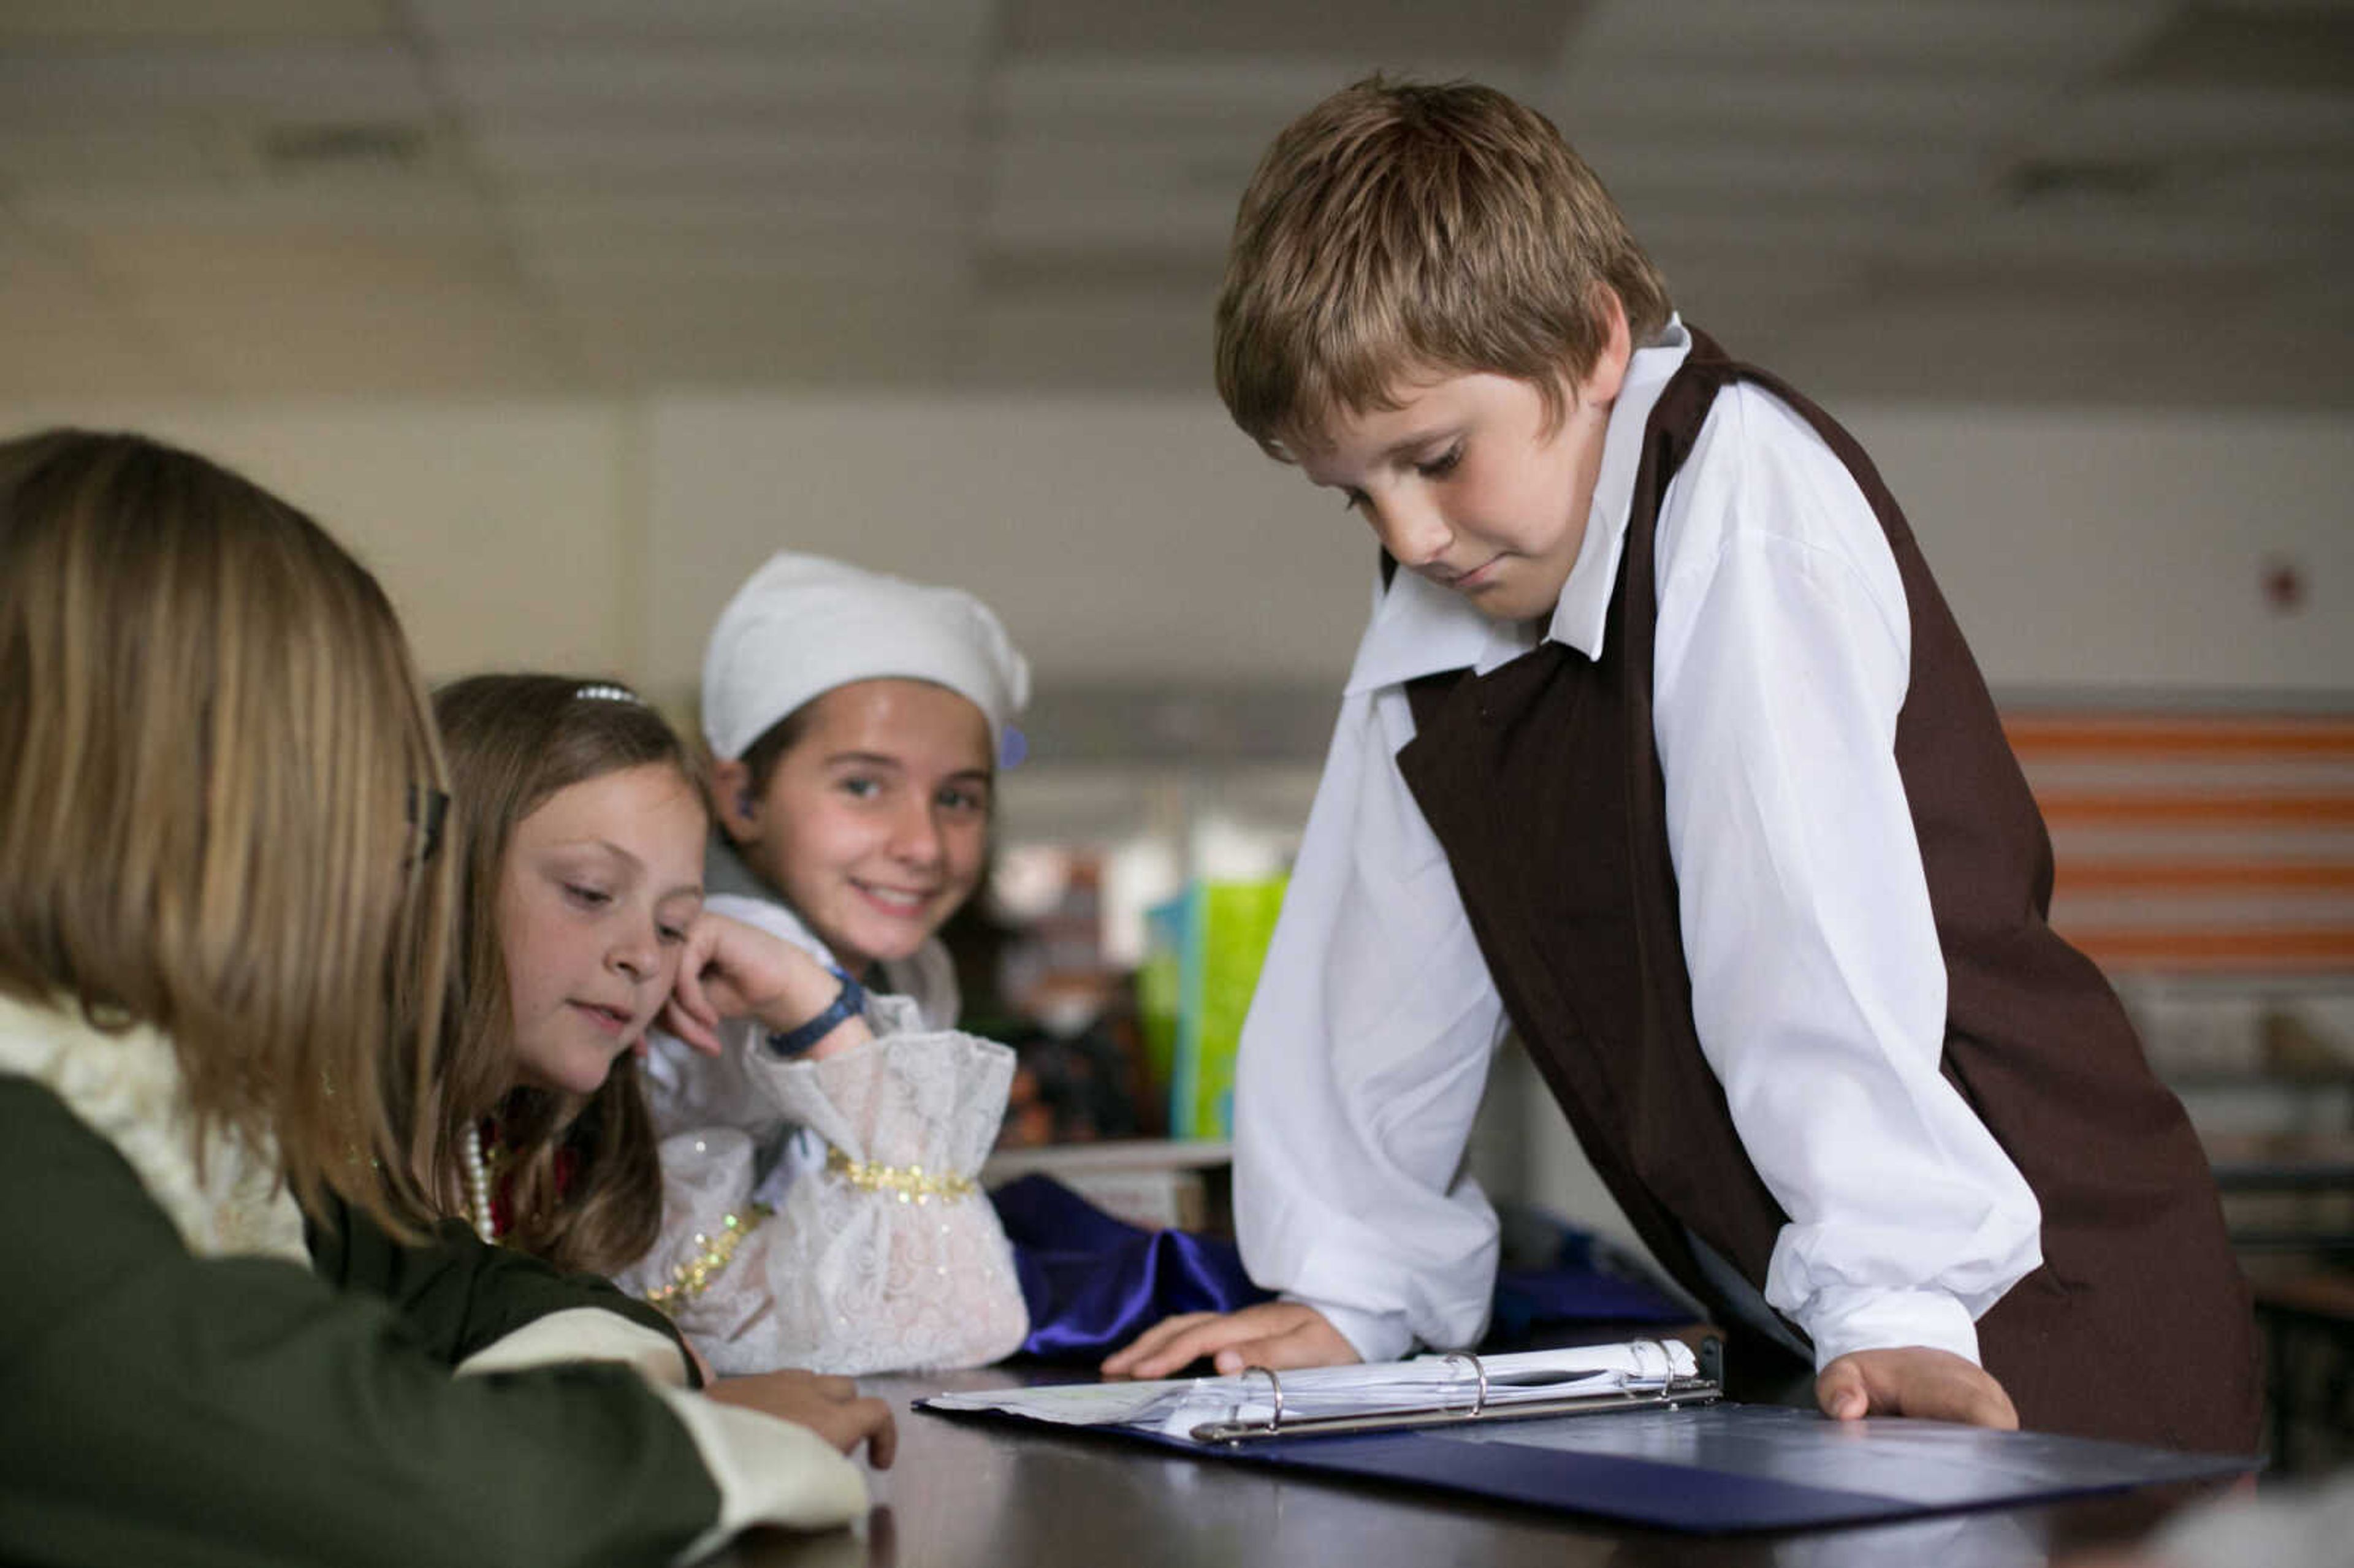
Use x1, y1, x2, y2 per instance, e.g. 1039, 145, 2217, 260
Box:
1300, 1297, 1415, 1366
1794, 1286, 1981, 1371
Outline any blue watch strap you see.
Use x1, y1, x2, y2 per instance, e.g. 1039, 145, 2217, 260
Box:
764, 968, 865, 1058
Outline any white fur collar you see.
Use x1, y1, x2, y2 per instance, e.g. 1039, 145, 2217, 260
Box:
0, 991, 310, 1263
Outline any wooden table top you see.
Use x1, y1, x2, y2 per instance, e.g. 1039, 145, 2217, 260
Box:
710, 1364, 2238, 1568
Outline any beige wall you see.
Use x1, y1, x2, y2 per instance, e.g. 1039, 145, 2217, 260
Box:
1849, 406, 2352, 696
0, 400, 637, 682
13, 390, 2335, 701
643, 392, 1366, 699
9, 392, 2339, 702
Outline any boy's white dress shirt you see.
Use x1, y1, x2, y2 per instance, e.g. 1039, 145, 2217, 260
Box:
1233, 318, 2044, 1371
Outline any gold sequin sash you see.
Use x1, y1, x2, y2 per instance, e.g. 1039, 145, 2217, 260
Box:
825, 1146, 978, 1205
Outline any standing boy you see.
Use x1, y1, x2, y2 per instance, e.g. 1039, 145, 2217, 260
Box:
1105, 77, 2257, 1453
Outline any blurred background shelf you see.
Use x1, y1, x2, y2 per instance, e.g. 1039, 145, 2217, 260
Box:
983, 1138, 1234, 1234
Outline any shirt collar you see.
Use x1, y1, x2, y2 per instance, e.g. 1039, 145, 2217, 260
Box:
1545, 316, 1691, 659
1343, 316, 1694, 696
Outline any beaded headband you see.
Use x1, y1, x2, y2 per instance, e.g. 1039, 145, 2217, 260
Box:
574, 682, 639, 704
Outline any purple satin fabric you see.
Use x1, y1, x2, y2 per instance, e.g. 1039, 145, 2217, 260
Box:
1486, 1200, 1693, 1340
993, 1176, 1691, 1362
994, 1174, 1271, 1361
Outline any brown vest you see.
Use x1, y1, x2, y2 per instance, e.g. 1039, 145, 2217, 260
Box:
1394, 329, 2259, 1452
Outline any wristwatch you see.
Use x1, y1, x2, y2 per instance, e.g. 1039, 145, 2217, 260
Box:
764, 967, 865, 1058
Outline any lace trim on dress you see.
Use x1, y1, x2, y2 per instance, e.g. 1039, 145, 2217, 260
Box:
617, 1024, 1029, 1377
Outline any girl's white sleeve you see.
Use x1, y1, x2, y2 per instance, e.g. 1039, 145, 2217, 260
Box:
648, 1388, 870, 1556
1232, 686, 1510, 1364
620, 1003, 1028, 1377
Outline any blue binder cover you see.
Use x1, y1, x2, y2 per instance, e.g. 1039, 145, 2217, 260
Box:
922, 1401, 2256, 1534
1217, 1404, 2253, 1532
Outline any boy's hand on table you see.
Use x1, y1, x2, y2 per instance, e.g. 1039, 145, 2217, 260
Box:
706, 1369, 898, 1467
1101, 1302, 1360, 1380
1815, 1347, 2018, 1429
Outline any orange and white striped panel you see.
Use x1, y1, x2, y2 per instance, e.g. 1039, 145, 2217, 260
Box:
2005, 712, 2354, 977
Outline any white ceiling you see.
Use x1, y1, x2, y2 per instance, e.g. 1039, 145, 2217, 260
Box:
0, 0, 2347, 407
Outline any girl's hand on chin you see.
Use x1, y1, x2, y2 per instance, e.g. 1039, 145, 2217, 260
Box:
659, 911, 850, 1056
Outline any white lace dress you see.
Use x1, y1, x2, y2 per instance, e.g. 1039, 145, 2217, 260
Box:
629, 898, 1029, 1376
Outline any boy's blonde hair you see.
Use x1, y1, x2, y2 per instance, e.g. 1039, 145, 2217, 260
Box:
0, 430, 454, 1235
1216, 76, 1672, 456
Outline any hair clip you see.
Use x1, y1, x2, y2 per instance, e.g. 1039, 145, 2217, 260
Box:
575, 682, 639, 704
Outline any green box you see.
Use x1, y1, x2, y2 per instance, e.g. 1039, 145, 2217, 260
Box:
1142, 877, 1289, 1140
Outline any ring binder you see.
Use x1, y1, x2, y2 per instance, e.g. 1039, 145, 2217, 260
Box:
1185, 1376, 1718, 1444
920, 1339, 1721, 1447
1440, 1352, 1488, 1417
1238, 1366, 1282, 1434
918, 1334, 2261, 1531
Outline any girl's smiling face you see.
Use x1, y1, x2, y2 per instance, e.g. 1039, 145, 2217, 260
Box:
722, 678, 994, 975
497, 762, 707, 1095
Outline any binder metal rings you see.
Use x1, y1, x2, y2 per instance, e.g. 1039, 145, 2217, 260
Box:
1441, 1352, 1490, 1418
1240, 1366, 1283, 1434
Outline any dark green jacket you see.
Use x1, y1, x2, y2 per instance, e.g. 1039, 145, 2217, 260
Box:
308, 1195, 695, 1376
0, 1075, 720, 1568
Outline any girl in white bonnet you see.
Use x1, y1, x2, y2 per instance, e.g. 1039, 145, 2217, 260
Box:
626, 552, 1034, 1376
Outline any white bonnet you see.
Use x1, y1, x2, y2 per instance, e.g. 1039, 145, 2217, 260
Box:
701, 552, 1031, 763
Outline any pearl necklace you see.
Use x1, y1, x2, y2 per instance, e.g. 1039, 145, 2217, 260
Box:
461, 1123, 498, 1243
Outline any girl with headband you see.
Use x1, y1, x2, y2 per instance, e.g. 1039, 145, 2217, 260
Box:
0, 435, 888, 1567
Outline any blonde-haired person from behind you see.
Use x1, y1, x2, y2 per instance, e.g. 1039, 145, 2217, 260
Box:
630, 551, 1032, 1376
0, 430, 887, 1568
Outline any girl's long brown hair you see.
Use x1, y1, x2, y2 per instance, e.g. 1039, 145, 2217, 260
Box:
433, 674, 708, 1276
0, 430, 454, 1235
